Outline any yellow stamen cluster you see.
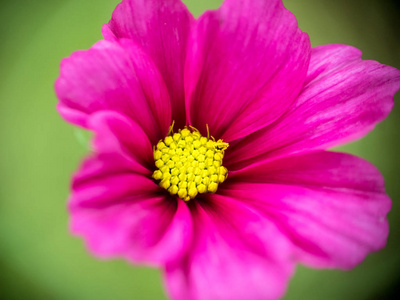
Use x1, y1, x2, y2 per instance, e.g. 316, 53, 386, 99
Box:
152, 126, 229, 201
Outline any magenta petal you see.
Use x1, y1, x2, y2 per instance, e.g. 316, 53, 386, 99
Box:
71, 194, 192, 266
134, 198, 192, 266
224, 151, 390, 269
88, 111, 154, 172
185, 0, 310, 141
71, 162, 156, 209
106, 0, 194, 127
226, 44, 400, 170
71, 152, 193, 266
101, 24, 117, 41
165, 196, 294, 300
55, 39, 171, 144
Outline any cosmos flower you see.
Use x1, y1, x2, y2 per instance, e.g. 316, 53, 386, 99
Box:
55, 0, 400, 299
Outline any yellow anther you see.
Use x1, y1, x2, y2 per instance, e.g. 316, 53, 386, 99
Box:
153, 170, 163, 180
214, 153, 222, 161
193, 140, 201, 149
171, 176, 179, 185
169, 185, 179, 194
197, 184, 207, 193
166, 161, 175, 168
206, 150, 214, 158
195, 176, 202, 184
185, 136, 194, 144
188, 187, 198, 199
181, 128, 190, 137
164, 136, 173, 146
160, 166, 169, 174
167, 121, 175, 135
171, 168, 179, 176
178, 188, 188, 200
208, 166, 217, 175
178, 173, 187, 182
206, 141, 214, 149
178, 181, 187, 189
152, 125, 229, 201
206, 158, 214, 167
187, 173, 195, 182
208, 182, 218, 193
218, 174, 226, 183
154, 150, 162, 160
178, 140, 186, 148
220, 166, 228, 176
155, 160, 164, 168
160, 179, 170, 190
193, 167, 201, 176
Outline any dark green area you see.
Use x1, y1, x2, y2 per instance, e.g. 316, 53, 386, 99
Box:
0, 0, 399, 299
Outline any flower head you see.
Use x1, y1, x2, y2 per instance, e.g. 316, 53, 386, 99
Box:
55, 0, 400, 299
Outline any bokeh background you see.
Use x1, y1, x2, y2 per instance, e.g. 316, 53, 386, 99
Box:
1, 0, 399, 299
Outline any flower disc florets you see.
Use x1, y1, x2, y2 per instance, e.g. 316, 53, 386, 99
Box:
152, 125, 229, 201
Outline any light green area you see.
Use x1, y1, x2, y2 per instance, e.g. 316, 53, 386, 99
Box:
0, 0, 399, 299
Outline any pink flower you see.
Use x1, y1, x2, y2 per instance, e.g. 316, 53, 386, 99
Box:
55, 0, 400, 299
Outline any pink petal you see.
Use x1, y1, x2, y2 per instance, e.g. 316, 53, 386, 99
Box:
71, 161, 156, 209
226, 44, 400, 170
224, 151, 390, 269
106, 0, 194, 128
165, 196, 294, 300
185, 0, 310, 141
88, 111, 154, 173
101, 24, 117, 41
55, 39, 171, 145
71, 111, 156, 208
70, 157, 193, 266
71, 194, 193, 266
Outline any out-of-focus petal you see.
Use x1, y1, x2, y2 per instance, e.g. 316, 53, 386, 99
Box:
185, 0, 310, 141
70, 193, 193, 266
55, 39, 171, 145
226, 44, 400, 170
101, 24, 117, 41
88, 111, 154, 172
106, 0, 194, 127
224, 151, 390, 269
72, 162, 194, 265
165, 195, 294, 300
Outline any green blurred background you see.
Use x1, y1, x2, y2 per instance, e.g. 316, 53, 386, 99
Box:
1, 0, 399, 299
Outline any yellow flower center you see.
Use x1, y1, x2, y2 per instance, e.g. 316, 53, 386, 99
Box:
152, 125, 229, 201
